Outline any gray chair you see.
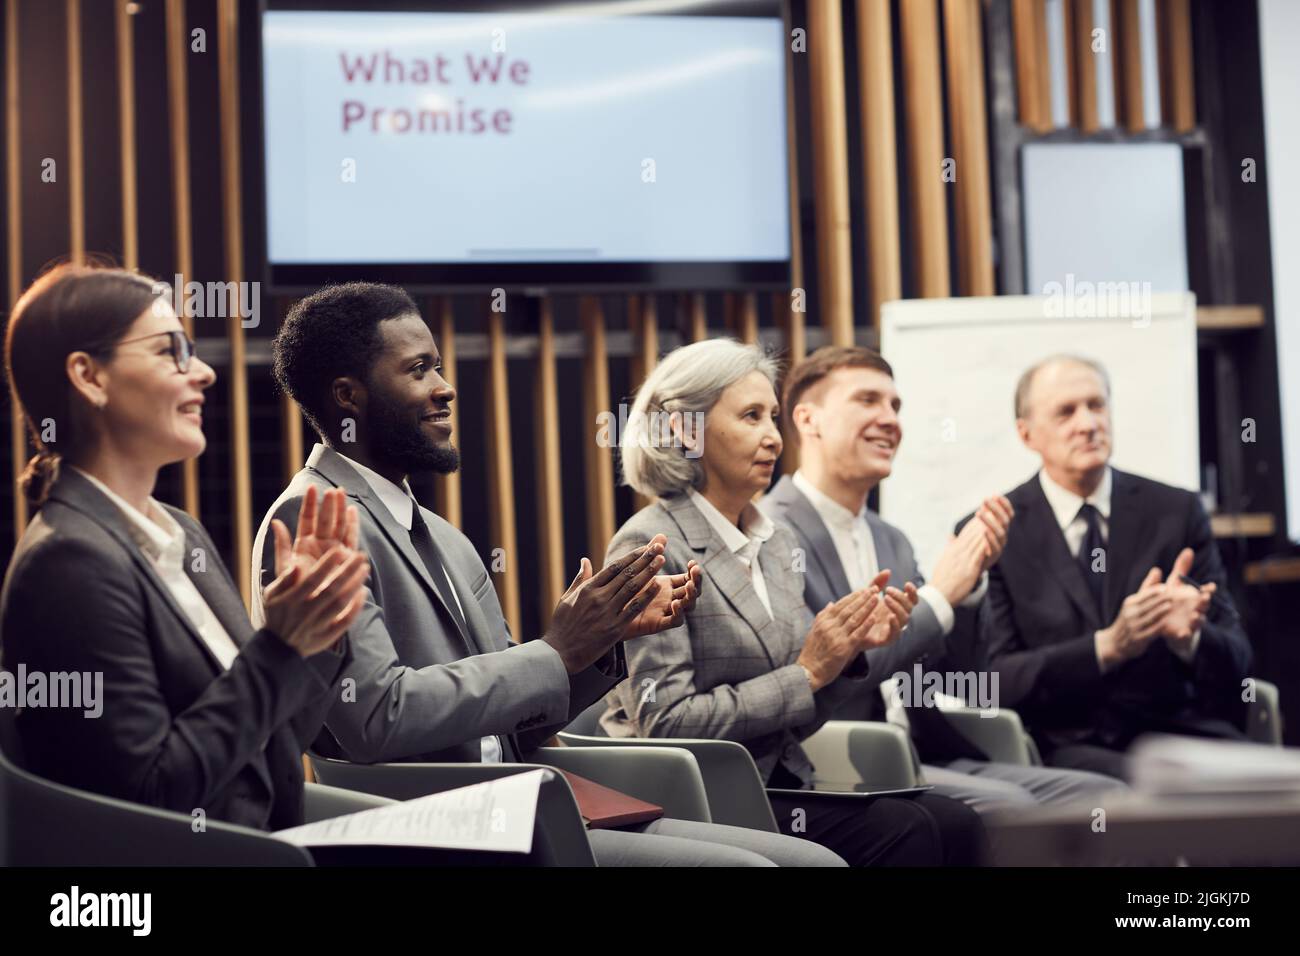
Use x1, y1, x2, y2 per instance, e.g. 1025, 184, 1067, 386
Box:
935, 677, 1285, 767
559, 702, 924, 830
0, 701, 397, 865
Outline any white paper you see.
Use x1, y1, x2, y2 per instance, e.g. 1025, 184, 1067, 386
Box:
274, 768, 552, 854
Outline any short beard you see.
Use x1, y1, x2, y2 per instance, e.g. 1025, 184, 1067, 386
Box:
365, 399, 460, 476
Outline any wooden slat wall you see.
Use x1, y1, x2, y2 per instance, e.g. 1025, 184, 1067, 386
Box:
857, 0, 901, 328
580, 296, 616, 567
431, 296, 462, 529
1073, 0, 1100, 132
533, 298, 565, 624
943, 0, 995, 297
1013, 0, 1052, 132
1157, 0, 1194, 132
806, 0, 853, 345
901, 0, 951, 299
165, 0, 199, 517
5, 0, 23, 536
216, 0, 252, 607
64, 0, 82, 264
1117, 0, 1145, 131
629, 294, 658, 513
484, 305, 521, 637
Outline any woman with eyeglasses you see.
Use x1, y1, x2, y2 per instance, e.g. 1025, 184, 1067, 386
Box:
0, 264, 370, 833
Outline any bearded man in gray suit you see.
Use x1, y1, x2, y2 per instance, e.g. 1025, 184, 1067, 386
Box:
760, 346, 1127, 811
252, 282, 845, 867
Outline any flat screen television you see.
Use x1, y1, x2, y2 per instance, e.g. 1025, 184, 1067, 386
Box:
254, 0, 793, 292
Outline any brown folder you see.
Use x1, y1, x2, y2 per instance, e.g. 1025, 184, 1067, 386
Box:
555, 769, 665, 829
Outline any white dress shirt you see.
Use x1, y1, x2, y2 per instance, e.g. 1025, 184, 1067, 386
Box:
1038, 467, 1198, 663
332, 448, 500, 763
688, 487, 776, 620
74, 467, 240, 670
790, 470, 973, 635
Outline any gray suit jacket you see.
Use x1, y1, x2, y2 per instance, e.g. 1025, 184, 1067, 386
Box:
599, 492, 873, 785
760, 474, 989, 762
251, 444, 625, 764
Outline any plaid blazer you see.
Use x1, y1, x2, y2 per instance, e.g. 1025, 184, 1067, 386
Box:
599, 491, 873, 785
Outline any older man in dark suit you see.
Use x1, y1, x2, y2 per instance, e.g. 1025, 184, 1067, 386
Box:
970, 355, 1252, 780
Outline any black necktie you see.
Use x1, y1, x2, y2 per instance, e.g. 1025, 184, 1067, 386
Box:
408, 505, 469, 638
1076, 503, 1105, 615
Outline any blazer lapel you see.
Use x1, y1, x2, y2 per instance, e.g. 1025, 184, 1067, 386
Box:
866, 512, 896, 582
1101, 470, 1144, 622
1023, 478, 1103, 629
183, 527, 254, 649
308, 445, 474, 655
46, 471, 228, 672
663, 494, 781, 668
773, 477, 853, 599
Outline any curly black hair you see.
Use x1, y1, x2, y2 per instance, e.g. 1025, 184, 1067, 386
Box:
272, 281, 419, 440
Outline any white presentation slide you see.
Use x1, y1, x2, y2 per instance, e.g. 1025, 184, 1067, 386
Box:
879, 294, 1200, 573
1260, 0, 1300, 542
261, 10, 790, 264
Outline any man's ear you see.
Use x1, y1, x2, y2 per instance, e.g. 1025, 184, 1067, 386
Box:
1015, 417, 1034, 451
66, 351, 107, 409
790, 401, 818, 442
331, 376, 365, 418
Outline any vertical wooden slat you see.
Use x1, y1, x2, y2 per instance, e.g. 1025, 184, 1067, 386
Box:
944, 0, 995, 297
1061, 0, 1077, 126
778, 4, 805, 474
217, 0, 251, 605
431, 296, 462, 528
628, 294, 658, 512
1073, 0, 1099, 132
65, 0, 83, 263
166, 0, 199, 517
116, 0, 137, 270
901, 0, 951, 298
685, 291, 707, 342
1158, 0, 1194, 132
1117, 0, 1144, 131
858, 0, 901, 328
1013, 0, 1052, 132
6, 0, 26, 538
806, 0, 854, 345
534, 298, 564, 625
735, 292, 759, 345
279, 297, 304, 484
485, 304, 520, 637
580, 296, 615, 565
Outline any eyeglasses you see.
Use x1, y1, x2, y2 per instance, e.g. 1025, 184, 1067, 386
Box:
100, 330, 197, 374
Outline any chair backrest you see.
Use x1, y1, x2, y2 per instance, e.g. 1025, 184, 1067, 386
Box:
0, 691, 311, 866
565, 700, 608, 737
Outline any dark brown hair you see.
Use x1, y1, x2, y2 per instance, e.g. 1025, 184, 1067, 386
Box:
781, 346, 894, 446
5, 264, 164, 507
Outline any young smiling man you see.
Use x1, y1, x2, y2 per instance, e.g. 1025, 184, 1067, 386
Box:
252, 282, 848, 867
761, 346, 1128, 808
970, 355, 1251, 780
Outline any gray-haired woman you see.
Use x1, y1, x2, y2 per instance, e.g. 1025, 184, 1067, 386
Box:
604, 338, 987, 866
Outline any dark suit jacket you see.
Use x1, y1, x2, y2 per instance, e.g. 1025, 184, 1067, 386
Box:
760, 474, 988, 763
0, 468, 346, 830
970, 468, 1252, 754
252, 444, 625, 764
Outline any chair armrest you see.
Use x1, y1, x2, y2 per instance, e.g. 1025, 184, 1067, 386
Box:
302, 781, 395, 823
801, 721, 920, 789
557, 732, 778, 832
939, 707, 1035, 765
304, 757, 595, 866
1247, 678, 1283, 746
534, 745, 712, 823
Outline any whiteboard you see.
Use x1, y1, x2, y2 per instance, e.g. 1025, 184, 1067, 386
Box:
878, 293, 1200, 573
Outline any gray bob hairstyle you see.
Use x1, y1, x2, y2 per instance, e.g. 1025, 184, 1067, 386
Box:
619, 338, 780, 499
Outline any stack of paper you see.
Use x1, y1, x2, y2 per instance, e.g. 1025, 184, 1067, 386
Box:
275, 768, 552, 854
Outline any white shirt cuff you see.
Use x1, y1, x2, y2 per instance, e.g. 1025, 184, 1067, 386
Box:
960, 573, 989, 608
1171, 628, 1202, 663
917, 583, 955, 636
